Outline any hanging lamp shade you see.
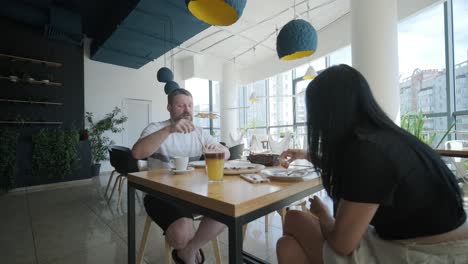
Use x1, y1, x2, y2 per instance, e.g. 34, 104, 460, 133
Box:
303, 65, 317, 80
248, 92, 258, 103
276, 19, 317, 61
157, 67, 174, 83
185, 0, 247, 26
164, 81, 180, 94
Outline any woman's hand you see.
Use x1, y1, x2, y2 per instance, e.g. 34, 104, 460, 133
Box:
309, 195, 330, 219
279, 149, 308, 168
309, 195, 335, 242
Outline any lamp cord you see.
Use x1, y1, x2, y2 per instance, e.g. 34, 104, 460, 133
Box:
293, 0, 296, 19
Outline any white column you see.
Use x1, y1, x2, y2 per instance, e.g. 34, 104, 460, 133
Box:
351, 0, 400, 123
220, 62, 239, 144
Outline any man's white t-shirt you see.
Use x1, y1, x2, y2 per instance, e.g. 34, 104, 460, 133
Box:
139, 120, 218, 169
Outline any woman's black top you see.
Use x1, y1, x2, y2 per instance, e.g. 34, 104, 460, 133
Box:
336, 130, 466, 240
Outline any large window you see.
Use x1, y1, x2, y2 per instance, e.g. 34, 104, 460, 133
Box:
185, 78, 220, 137
453, 0, 468, 139
398, 0, 468, 146
329, 45, 352, 66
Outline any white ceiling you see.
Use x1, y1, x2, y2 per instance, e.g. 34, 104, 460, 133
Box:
172, 0, 350, 69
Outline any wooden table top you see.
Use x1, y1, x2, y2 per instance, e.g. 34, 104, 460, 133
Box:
436, 149, 468, 158
127, 168, 322, 217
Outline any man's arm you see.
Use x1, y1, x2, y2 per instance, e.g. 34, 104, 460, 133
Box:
132, 119, 196, 159
132, 125, 171, 159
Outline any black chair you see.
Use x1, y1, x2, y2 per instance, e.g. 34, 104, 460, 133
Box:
107, 146, 140, 206
104, 147, 118, 198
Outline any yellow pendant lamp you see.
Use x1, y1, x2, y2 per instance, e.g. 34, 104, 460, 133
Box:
303, 65, 317, 80
186, 0, 247, 26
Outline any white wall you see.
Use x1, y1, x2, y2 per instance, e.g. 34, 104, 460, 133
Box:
179, 54, 224, 81
84, 39, 183, 171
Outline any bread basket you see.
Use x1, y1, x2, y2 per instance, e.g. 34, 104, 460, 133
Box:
247, 153, 280, 166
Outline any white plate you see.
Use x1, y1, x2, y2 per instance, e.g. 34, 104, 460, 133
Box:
224, 163, 265, 175
189, 160, 264, 174
172, 167, 195, 174
261, 168, 319, 181
189, 160, 206, 167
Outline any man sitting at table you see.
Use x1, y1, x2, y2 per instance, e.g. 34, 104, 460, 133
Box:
132, 88, 230, 264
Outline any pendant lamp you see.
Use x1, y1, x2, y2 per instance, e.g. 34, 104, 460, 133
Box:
157, 67, 174, 83
276, 19, 317, 60
164, 81, 180, 95
248, 92, 258, 103
185, 0, 247, 26
303, 65, 317, 80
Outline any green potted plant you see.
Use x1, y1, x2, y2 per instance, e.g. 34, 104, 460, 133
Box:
86, 107, 127, 176
401, 111, 455, 148
32, 129, 80, 182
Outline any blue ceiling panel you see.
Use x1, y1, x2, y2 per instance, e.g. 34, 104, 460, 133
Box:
103, 28, 166, 58
92, 47, 152, 69
90, 0, 210, 69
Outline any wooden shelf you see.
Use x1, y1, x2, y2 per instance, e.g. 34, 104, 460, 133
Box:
0, 53, 62, 68
0, 121, 62, 125
0, 98, 62, 105
0, 76, 62, 86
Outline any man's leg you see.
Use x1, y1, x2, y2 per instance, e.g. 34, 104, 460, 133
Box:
165, 217, 195, 249
177, 217, 226, 263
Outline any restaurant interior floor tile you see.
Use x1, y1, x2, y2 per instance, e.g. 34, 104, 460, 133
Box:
1, 173, 467, 264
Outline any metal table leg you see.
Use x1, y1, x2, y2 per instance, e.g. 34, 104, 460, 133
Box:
228, 219, 243, 264
128, 185, 135, 264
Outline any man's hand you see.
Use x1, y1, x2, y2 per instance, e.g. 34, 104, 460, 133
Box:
170, 119, 195, 134
205, 144, 224, 152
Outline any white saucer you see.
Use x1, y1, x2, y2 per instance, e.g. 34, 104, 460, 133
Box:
172, 167, 195, 174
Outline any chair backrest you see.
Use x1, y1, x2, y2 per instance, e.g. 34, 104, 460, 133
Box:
444, 140, 467, 162
250, 135, 264, 153
228, 144, 244, 160
109, 146, 139, 174
445, 140, 465, 150
269, 133, 291, 154
229, 131, 245, 146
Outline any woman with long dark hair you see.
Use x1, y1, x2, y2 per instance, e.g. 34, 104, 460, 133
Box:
276, 64, 468, 263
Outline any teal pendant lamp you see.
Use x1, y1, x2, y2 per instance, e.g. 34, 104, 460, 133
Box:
157, 67, 174, 83
185, 0, 247, 26
276, 19, 317, 60
156, 67, 180, 94
164, 81, 180, 95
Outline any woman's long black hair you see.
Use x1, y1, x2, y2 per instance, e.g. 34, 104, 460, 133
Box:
306, 64, 462, 203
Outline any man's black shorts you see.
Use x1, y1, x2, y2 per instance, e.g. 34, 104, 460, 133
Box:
143, 195, 195, 232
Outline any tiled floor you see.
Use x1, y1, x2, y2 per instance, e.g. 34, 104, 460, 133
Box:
2, 174, 466, 264
0, 174, 332, 264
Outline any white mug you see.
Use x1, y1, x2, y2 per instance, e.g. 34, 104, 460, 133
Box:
172, 156, 189, 171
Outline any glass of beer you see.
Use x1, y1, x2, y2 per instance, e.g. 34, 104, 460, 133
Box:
205, 151, 225, 181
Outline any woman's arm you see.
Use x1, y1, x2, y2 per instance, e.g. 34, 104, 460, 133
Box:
310, 197, 378, 256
